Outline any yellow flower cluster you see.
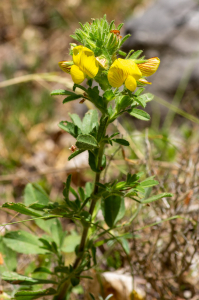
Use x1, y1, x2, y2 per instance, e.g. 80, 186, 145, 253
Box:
59, 46, 160, 92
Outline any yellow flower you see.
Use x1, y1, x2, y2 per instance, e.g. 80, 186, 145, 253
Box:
70, 46, 99, 84
108, 58, 142, 92
137, 57, 160, 77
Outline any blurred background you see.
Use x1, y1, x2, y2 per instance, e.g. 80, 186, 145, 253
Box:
0, 0, 199, 299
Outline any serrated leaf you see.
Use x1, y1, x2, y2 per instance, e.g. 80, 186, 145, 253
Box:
68, 149, 85, 161
142, 193, 173, 204
112, 138, 129, 146
14, 288, 57, 300
58, 121, 81, 138
130, 108, 150, 121
82, 110, 98, 134
2, 202, 42, 217
3, 230, 47, 255
101, 196, 125, 228
76, 134, 98, 150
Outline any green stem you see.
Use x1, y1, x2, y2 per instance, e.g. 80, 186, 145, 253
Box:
54, 142, 105, 300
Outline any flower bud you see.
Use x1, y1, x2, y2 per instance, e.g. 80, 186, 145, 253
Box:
58, 61, 73, 73
138, 78, 152, 85
137, 57, 160, 76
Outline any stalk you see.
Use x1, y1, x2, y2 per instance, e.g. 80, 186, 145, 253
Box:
54, 141, 105, 300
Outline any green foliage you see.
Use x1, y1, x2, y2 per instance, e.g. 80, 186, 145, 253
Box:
101, 195, 125, 228
1, 16, 172, 300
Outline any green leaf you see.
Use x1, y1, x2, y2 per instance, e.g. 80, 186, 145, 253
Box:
129, 50, 143, 59
3, 230, 47, 254
63, 174, 72, 200
120, 238, 130, 254
112, 138, 129, 146
89, 293, 96, 300
61, 232, 81, 253
133, 96, 146, 108
2, 271, 56, 285
35, 218, 55, 234
140, 179, 159, 187
71, 277, 80, 287
78, 187, 85, 201
14, 288, 57, 300
103, 90, 115, 102
88, 151, 99, 173
73, 83, 87, 93
58, 121, 81, 138
82, 109, 98, 134
24, 183, 49, 206
116, 95, 132, 111
97, 115, 109, 142
69, 113, 82, 128
50, 219, 64, 247
110, 132, 119, 138
129, 108, 150, 121
134, 88, 145, 96
33, 267, 53, 274
141, 93, 154, 103
76, 134, 98, 150
51, 89, 76, 96
63, 94, 82, 103
119, 34, 131, 47
0, 237, 17, 272
68, 149, 85, 161
142, 193, 173, 204
2, 202, 42, 217
101, 196, 125, 228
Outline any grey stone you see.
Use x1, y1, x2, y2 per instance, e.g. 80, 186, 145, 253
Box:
122, 0, 199, 123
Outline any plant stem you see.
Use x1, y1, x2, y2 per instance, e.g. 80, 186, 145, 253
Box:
54, 142, 105, 300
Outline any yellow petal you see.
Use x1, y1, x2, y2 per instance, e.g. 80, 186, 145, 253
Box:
73, 46, 99, 78
125, 75, 137, 92
80, 48, 99, 78
118, 58, 142, 80
70, 65, 85, 84
108, 59, 126, 87
73, 45, 84, 67
137, 57, 160, 76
